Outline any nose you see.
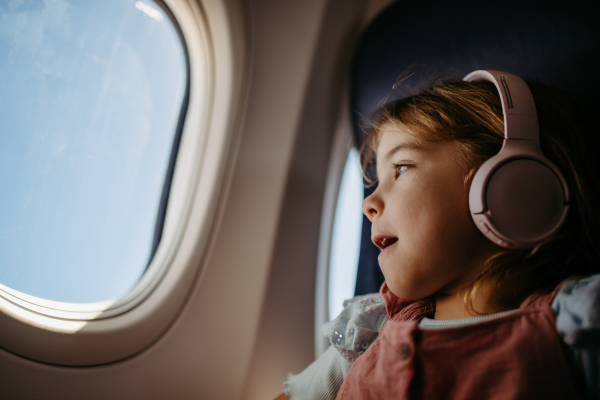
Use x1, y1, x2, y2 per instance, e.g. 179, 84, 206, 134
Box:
362, 190, 383, 222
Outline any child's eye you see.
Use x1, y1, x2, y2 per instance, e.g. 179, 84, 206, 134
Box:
393, 163, 409, 180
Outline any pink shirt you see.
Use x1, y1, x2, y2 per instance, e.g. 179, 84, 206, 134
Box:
335, 282, 584, 399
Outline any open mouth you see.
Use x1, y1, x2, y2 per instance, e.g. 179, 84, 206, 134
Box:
373, 236, 398, 250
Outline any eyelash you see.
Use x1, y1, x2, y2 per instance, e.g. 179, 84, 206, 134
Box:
392, 163, 410, 180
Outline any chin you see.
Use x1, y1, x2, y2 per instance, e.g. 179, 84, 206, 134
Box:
381, 263, 436, 300
385, 280, 433, 301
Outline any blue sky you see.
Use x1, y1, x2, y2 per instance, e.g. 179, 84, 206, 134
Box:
0, 0, 186, 303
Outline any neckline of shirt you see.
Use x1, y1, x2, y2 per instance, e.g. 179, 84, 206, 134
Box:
418, 309, 519, 329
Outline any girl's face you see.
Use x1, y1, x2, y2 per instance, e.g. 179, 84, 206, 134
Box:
362, 124, 497, 300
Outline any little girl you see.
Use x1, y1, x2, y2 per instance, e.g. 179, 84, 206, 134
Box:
276, 70, 600, 400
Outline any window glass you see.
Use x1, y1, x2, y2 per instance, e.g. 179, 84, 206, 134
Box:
0, 0, 188, 303
328, 147, 363, 320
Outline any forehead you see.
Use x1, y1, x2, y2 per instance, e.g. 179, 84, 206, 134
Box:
375, 125, 425, 163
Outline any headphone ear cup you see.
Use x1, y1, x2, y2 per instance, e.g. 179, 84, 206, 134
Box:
470, 158, 569, 248
464, 70, 570, 248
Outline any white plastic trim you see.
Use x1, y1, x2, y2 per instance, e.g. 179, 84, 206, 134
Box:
0, 0, 248, 366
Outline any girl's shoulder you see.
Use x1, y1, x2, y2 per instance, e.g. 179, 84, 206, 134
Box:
320, 274, 600, 364
553, 274, 600, 346
550, 274, 600, 399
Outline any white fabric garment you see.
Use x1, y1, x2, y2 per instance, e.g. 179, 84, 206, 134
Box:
283, 346, 351, 400
320, 293, 389, 364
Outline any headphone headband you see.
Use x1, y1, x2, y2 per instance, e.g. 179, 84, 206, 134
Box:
464, 70, 539, 142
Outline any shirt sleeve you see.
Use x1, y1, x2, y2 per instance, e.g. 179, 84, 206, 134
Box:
552, 274, 600, 399
283, 345, 351, 400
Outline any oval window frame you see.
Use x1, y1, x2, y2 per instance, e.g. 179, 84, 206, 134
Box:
0, 0, 248, 366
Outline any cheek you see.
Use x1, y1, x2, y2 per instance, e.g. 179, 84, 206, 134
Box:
420, 183, 478, 259
397, 180, 470, 245
382, 178, 481, 298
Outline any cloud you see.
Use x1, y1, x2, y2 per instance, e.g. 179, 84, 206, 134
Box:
0, 0, 70, 56
9, 0, 25, 12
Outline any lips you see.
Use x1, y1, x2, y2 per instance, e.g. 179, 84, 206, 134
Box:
372, 235, 398, 250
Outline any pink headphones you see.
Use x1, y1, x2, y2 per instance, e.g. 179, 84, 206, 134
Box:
464, 70, 570, 249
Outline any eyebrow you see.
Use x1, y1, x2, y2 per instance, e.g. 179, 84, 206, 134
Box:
384, 142, 424, 160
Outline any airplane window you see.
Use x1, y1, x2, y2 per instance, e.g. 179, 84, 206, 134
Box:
328, 147, 363, 320
0, 0, 188, 303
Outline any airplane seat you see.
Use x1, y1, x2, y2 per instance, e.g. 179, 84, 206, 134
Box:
351, 0, 600, 296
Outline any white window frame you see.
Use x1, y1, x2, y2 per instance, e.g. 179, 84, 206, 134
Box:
0, 0, 248, 366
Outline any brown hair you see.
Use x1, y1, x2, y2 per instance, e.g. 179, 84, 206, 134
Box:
361, 78, 600, 311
